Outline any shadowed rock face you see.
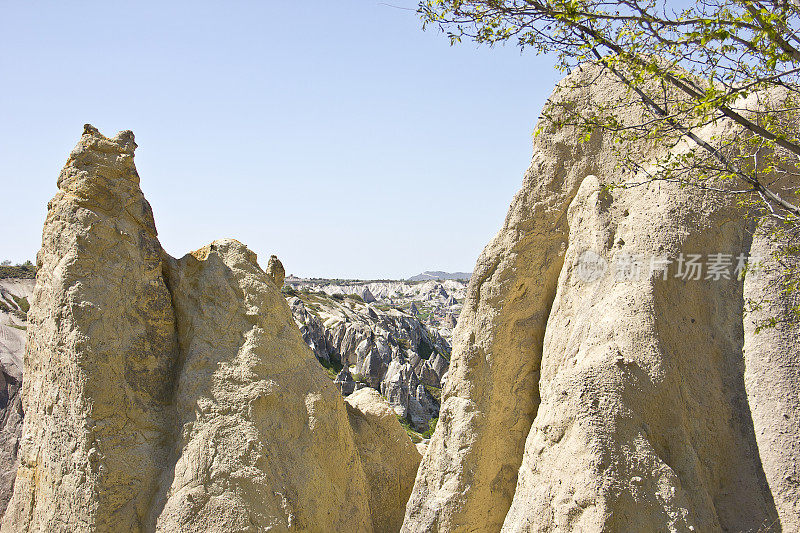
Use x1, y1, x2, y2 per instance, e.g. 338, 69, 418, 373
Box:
345, 388, 421, 533
1, 126, 417, 532
402, 66, 799, 532
0, 278, 31, 517
0, 367, 22, 518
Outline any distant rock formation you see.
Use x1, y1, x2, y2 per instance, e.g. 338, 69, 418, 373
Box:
1, 126, 414, 532
266, 254, 285, 287
407, 271, 471, 282
285, 278, 467, 348
402, 66, 800, 532
361, 286, 377, 303
287, 294, 447, 429
0, 279, 30, 516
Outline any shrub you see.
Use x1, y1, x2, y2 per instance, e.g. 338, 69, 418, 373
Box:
422, 417, 438, 439
282, 286, 299, 297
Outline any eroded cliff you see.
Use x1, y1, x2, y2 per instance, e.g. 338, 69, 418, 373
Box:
402, 66, 799, 532
1, 125, 416, 532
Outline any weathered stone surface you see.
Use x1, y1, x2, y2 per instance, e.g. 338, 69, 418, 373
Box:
2, 126, 394, 532
0, 363, 22, 518
0, 279, 34, 379
403, 66, 648, 533
287, 291, 446, 429
345, 388, 421, 533
403, 67, 798, 532
266, 254, 285, 287
0, 279, 32, 516
3, 125, 179, 532
500, 173, 773, 531
156, 240, 372, 532
742, 220, 800, 529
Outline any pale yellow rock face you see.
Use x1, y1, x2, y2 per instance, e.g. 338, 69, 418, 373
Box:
345, 388, 421, 533
403, 66, 659, 533
403, 68, 799, 532
742, 221, 800, 529
501, 174, 774, 532
156, 239, 372, 532
2, 126, 391, 533
2, 125, 179, 532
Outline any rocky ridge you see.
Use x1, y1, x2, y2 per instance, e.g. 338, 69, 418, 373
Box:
286, 277, 466, 342
0, 126, 417, 532
406, 271, 471, 282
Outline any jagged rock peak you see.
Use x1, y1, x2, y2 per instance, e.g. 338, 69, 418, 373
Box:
267, 254, 285, 286
4, 124, 178, 532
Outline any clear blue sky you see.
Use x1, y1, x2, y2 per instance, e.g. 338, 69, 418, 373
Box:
0, 1, 560, 279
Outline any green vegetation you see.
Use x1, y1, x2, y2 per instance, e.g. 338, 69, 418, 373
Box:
317, 357, 343, 381
396, 415, 425, 443
424, 384, 441, 402
419, 0, 800, 324
7, 323, 26, 331
11, 295, 29, 314
0, 261, 36, 279
282, 286, 299, 297
422, 417, 438, 439
304, 302, 321, 317
396, 414, 439, 442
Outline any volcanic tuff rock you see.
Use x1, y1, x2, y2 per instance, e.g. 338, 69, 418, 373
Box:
0, 279, 30, 516
266, 254, 285, 287
0, 280, 33, 381
287, 292, 447, 429
345, 388, 421, 533
155, 240, 371, 532
3, 126, 180, 532
1, 126, 412, 532
402, 65, 800, 532
286, 278, 467, 343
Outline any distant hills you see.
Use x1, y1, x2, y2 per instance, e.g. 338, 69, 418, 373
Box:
407, 271, 471, 282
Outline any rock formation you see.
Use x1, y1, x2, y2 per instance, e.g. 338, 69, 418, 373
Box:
402, 66, 800, 532
266, 254, 285, 287
1, 126, 414, 532
154, 240, 371, 532
4, 125, 181, 532
0, 280, 31, 516
345, 388, 421, 533
287, 293, 447, 428
0, 349, 22, 518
